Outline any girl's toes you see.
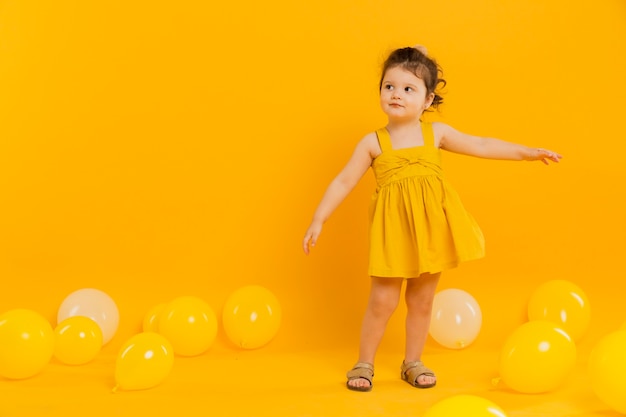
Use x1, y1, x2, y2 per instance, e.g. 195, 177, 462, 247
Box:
419, 375, 436, 386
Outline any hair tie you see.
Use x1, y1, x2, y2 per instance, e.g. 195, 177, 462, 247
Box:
413, 45, 428, 55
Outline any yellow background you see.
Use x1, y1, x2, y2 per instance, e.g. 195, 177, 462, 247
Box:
1, 0, 625, 416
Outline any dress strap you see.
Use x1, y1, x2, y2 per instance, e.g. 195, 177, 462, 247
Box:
375, 128, 393, 152
420, 122, 435, 147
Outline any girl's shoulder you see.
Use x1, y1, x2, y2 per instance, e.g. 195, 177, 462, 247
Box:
361, 130, 379, 145
431, 122, 456, 148
431, 121, 454, 134
361, 130, 383, 159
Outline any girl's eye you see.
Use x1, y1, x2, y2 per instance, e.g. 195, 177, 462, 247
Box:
404, 87, 413, 92
384, 84, 393, 90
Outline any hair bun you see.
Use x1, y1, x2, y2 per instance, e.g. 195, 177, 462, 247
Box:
413, 45, 428, 55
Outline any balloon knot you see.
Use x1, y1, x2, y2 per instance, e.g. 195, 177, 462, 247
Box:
491, 377, 501, 387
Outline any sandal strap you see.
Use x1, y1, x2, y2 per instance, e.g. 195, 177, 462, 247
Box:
346, 362, 374, 383
401, 361, 435, 383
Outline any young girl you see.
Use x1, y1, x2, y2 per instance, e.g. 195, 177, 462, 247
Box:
302, 46, 561, 392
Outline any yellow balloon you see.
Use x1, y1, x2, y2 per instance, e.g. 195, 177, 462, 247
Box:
588, 330, 626, 414
527, 280, 591, 341
222, 285, 282, 349
54, 316, 103, 365
114, 332, 174, 392
499, 321, 576, 394
0, 309, 55, 379
157, 296, 217, 356
423, 394, 508, 417
429, 289, 482, 349
143, 303, 166, 333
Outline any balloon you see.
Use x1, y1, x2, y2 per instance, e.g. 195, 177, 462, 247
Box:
527, 280, 591, 341
423, 395, 508, 417
498, 320, 576, 394
0, 309, 55, 379
222, 285, 282, 349
57, 288, 119, 345
429, 288, 482, 349
157, 296, 217, 357
588, 330, 626, 414
114, 332, 174, 392
143, 303, 166, 333
54, 316, 103, 365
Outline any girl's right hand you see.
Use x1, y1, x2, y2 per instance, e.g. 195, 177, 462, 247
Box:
303, 222, 322, 255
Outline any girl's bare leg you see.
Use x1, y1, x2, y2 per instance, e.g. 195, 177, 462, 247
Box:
348, 276, 403, 390
404, 272, 440, 386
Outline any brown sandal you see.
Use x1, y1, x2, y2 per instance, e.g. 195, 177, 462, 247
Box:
401, 361, 436, 388
346, 362, 374, 392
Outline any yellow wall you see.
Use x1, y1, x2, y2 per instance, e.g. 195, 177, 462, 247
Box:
1, 0, 625, 355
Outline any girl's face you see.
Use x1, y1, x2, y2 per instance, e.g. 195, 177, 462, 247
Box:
380, 66, 434, 122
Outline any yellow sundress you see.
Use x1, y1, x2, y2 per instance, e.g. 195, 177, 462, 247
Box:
368, 122, 485, 278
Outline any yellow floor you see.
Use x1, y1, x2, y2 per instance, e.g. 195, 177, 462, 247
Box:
2, 270, 623, 416
1, 339, 621, 417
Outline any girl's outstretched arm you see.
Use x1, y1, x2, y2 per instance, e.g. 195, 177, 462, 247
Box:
436, 122, 562, 164
303, 133, 378, 254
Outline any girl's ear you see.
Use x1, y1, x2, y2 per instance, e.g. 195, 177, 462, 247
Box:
425, 92, 435, 109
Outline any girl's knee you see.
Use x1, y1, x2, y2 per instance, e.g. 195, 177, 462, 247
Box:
368, 277, 403, 317
406, 298, 434, 316
405, 289, 436, 314
369, 294, 399, 317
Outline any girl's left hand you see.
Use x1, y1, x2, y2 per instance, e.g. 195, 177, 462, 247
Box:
530, 148, 562, 165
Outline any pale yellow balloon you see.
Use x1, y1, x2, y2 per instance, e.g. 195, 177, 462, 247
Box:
429, 289, 482, 349
222, 286, 282, 349
157, 296, 217, 356
588, 330, 626, 414
499, 320, 576, 394
527, 280, 591, 341
424, 395, 508, 417
57, 288, 119, 345
114, 332, 174, 391
54, 316, 103, 365
143, 303, 166, 333
0, 309, 55, 379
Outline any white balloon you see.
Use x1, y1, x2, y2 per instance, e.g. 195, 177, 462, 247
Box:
57, 288, 119, 345
429, 288, 482, 349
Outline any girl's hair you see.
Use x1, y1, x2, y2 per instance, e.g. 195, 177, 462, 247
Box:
379, 46, 446, 110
